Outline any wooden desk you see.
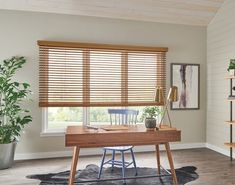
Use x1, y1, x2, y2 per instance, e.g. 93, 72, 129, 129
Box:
65, 125, 181, 185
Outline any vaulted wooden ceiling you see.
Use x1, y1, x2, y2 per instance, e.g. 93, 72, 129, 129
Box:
0, 0, 225, 26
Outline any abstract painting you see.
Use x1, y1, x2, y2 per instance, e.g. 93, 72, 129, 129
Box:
171, 63, 200, 110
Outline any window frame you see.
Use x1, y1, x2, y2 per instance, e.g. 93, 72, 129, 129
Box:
39, 41, 167, 136
41, 107, 88, 136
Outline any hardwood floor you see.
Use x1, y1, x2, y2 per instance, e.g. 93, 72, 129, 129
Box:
0, 148, 235, 185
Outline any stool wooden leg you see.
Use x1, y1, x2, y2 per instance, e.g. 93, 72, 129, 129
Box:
165, 143, 178, 185
69, 146, 80, 185
155, 144, 161, 175
98, 149, 107, 179
130, 148, 138, 176
121, 151, 126, 184
111, 150, 115, 171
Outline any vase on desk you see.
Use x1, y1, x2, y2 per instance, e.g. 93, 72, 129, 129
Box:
145, 118, 156, 130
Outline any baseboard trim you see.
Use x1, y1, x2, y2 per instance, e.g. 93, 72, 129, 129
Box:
15, 143, 235, 161
206, 143, 235, 159
15, 142, 206, 161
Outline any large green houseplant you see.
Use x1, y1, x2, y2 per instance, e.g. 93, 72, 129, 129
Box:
0, 56, 32, 169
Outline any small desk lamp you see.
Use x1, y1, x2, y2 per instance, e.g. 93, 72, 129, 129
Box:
155, 86, 178, 128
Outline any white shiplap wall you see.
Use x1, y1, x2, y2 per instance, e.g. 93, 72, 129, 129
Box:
207, 0, 235, 157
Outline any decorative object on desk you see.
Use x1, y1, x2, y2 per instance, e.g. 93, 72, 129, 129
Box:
0, 56, 32, 170
85, 125, 99, 130
155, 86, 178, 128
27, 164, 199, 185
227, 59, 235, 76
101, 125, 129, 131
141, 106, 162, 130
171, 63, 200, 110
227, 95, 235, 101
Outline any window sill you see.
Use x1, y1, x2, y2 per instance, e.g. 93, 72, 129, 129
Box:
40, 131, 65, 137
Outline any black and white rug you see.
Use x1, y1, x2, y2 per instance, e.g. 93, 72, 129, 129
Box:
27, 164, 198, 185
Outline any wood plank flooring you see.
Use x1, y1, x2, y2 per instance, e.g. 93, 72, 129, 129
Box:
0, 148, 235, 185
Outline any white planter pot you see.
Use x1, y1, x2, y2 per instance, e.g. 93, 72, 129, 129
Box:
0, 141, 17, 170
229, 69, 235, 76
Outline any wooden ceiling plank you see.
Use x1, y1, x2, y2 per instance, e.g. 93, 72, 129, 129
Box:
77, 0, 219, 13
0, 0, 225, 26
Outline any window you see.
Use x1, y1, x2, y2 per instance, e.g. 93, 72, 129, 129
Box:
38, 41, 167, 132
89, 106, 145, 125
45, 106, 145, 131
47, 107, 83, 130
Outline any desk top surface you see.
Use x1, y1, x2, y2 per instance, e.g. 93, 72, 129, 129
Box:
65, 125, 181, 147
66, 124, 180, 135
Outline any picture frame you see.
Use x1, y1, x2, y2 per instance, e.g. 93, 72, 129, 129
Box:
170, 63, 200, 110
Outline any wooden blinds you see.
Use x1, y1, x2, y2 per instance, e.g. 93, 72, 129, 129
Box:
38, 40, 167, 107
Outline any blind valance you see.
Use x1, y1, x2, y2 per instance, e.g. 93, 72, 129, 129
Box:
38, 40, 167, 107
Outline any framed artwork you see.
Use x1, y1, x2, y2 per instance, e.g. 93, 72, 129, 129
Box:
171, 63, 200, 110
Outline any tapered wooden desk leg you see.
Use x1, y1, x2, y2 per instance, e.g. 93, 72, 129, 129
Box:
69, 146, 80, 185
165, 143, 178, 185
155, 144, 161, 175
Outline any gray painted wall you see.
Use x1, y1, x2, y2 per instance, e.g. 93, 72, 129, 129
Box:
0, 10, 206, 157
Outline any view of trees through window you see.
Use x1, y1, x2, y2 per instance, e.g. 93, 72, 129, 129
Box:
89, 107, 145, 125
47, 106, 149, 130
48, 107, 83, 129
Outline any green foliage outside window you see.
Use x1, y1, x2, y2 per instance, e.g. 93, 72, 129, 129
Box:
48, 106, 145, 129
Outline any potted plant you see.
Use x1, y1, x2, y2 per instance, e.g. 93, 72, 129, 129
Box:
141, 106, 162, 130
0, 56, 32, 169
227, 59, 235, 76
